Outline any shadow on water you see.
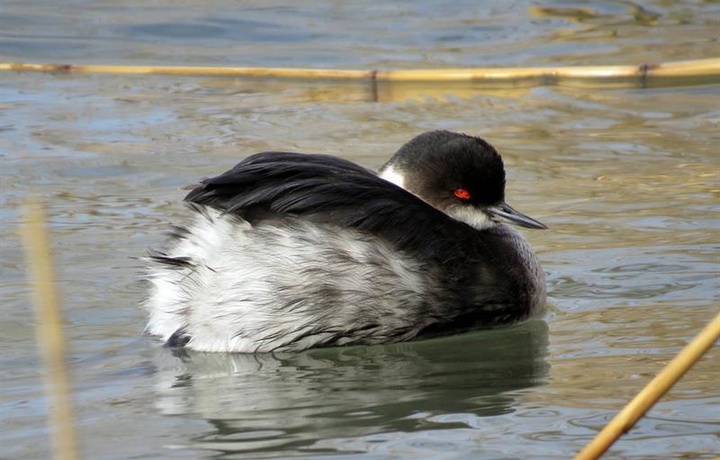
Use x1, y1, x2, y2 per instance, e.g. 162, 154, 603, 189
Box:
149, 319, 549, 456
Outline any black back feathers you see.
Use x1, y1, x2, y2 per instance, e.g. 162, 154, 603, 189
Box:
184, 151, 475, 259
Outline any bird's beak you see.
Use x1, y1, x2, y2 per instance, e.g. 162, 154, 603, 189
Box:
487, 202, 547, 229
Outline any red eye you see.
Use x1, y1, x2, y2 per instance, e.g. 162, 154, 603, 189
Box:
454, 188, 471, 200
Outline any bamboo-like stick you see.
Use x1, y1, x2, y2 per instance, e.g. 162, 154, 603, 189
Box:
21, 199, 79, 460
1, 58, 719, 82
0, 62, 372, 79
574, 311, 720, 460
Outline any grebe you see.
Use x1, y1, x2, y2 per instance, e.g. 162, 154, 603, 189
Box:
144, 130, 547, 352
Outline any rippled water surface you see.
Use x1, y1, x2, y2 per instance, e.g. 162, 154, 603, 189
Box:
1, 1, 719, 459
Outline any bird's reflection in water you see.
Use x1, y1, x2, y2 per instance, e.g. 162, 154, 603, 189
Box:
151, 319, 549, 456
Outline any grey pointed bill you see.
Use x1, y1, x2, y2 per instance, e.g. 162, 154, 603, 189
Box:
487, 202, 547, 229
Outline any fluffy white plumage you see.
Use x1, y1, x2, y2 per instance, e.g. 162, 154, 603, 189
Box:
145, 207, 432, 352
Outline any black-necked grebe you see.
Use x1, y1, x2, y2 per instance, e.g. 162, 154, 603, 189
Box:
144, 130, 547, 352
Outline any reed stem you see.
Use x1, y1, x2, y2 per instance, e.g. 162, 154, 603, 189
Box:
21, 199, 79, 460
574, 312, 720, 460
1, 58, 719, 83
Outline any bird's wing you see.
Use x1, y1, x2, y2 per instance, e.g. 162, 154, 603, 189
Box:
184, 151, 471, 257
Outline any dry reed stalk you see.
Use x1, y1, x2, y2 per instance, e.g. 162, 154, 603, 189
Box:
21, 199, 79, 460
1, 58, 719, 83
0, 62, 371, 79
574, 311, 720, 460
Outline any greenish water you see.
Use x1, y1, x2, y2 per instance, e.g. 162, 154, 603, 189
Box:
1, 1, 718, 458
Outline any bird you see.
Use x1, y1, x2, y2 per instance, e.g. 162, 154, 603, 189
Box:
143, 130, 547, 353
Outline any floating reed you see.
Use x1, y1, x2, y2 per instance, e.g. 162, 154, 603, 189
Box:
1, 58, 719, 84
21, 199, 79, 460
574, 311, 720, 460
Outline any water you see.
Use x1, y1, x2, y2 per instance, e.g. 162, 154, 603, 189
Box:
1, 1, 719, 458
